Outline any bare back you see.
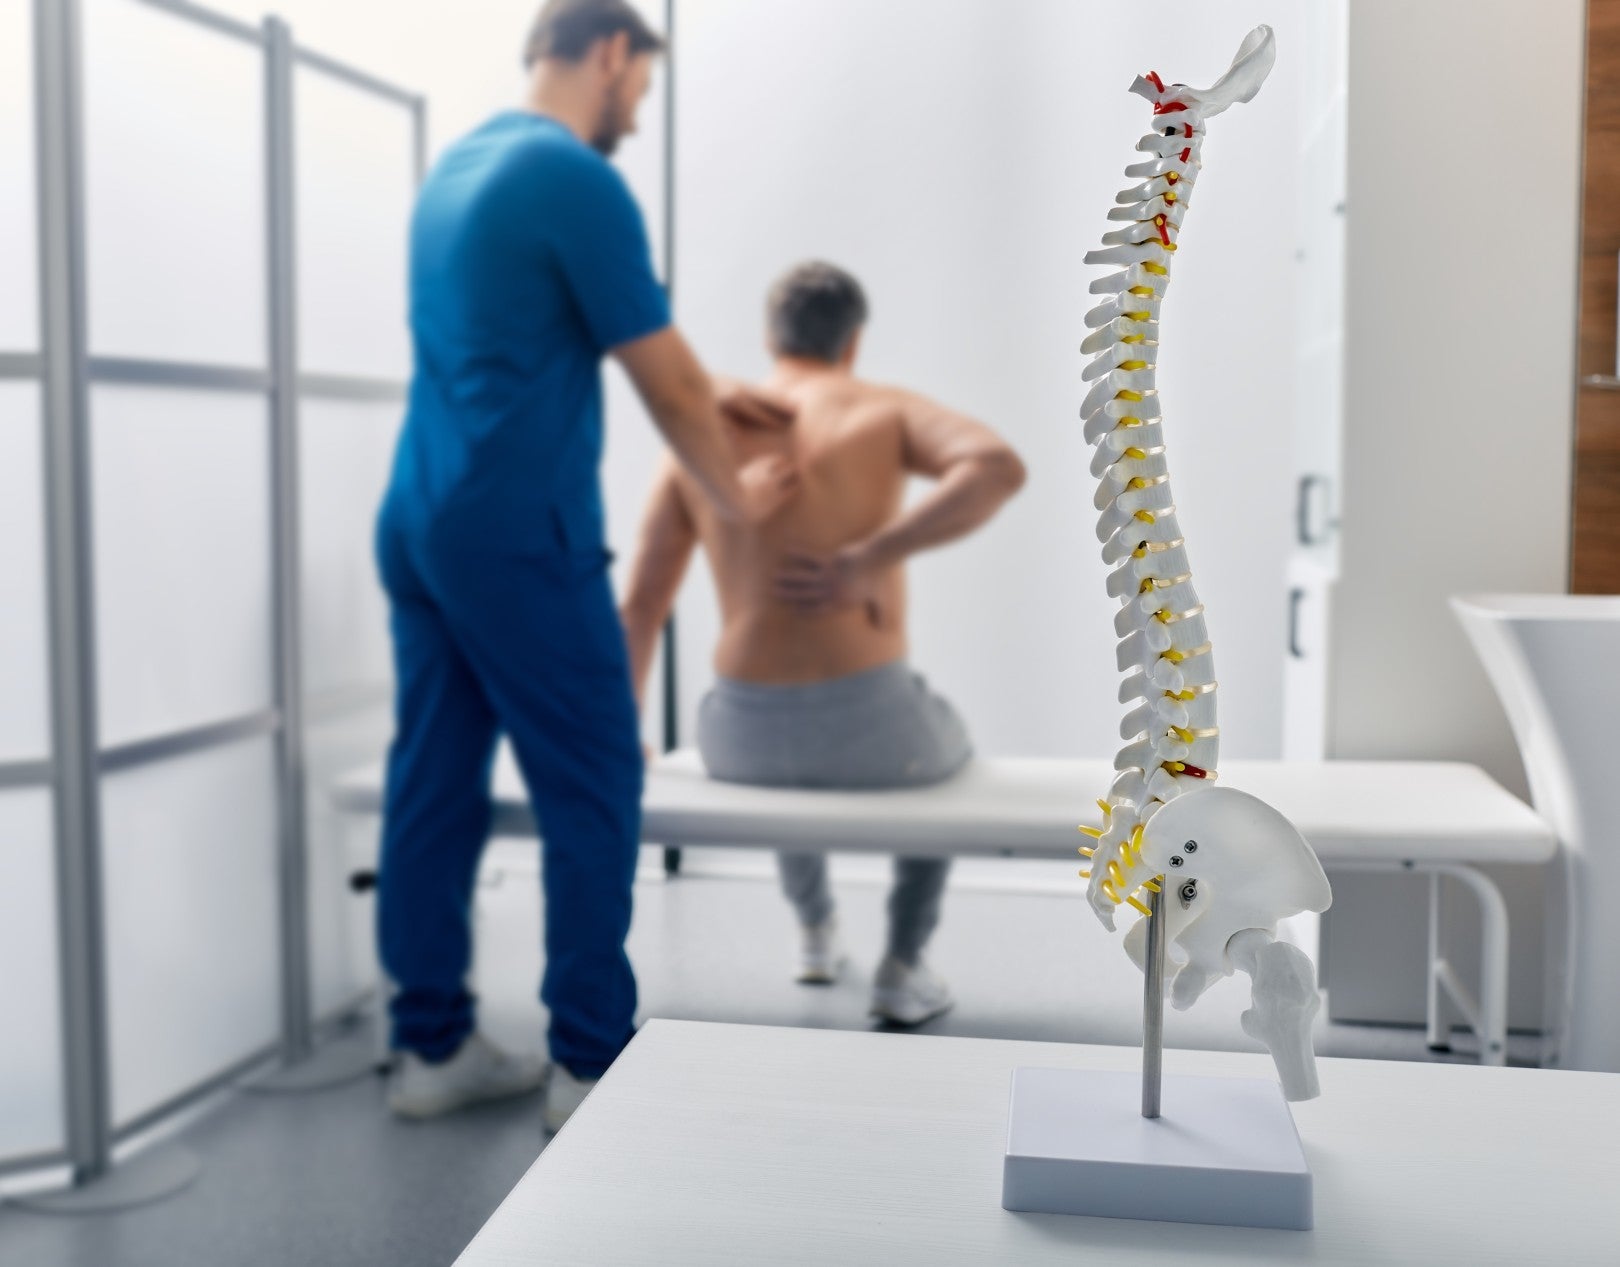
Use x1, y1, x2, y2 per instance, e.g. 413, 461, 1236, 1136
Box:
674, 374, 911, 683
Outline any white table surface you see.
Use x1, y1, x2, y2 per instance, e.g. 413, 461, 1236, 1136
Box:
456, 1020, 1619, 1266
336, 750, 1555, 866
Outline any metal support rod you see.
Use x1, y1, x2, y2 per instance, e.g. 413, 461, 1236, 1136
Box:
1431, 862, 1509, 1066
0, 351, 44, 377
659, 0, 682, 880
410, 94, 428, 188
264, 15, 313, 1067
661, 0, 677, 313
1425, 870, 1448, 1050
1141, 879, 1167, 1119
658, 0, 680, 766
35, 0, 112, 1188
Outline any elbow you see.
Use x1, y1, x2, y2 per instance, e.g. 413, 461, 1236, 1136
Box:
982, 447, 1028, 499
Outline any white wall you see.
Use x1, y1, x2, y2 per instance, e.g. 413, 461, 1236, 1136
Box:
672, 0, 1301, 759
1330, 0, 1583, 786
1321, 0, 1584, 1032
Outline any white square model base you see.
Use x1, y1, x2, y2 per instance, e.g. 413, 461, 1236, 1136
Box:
1002, 1067, 1312, 1230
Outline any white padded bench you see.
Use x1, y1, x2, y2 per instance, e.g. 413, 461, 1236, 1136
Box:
334, 749, 1555, 1066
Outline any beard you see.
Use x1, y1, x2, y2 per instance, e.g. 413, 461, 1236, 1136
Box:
590, 77, 632, 156
590, 121, 621, 158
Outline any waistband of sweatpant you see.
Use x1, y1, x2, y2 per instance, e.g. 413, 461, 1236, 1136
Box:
708, 659, 914, 709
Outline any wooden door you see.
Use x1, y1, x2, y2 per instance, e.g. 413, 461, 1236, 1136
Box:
1575, 0, 1620, 590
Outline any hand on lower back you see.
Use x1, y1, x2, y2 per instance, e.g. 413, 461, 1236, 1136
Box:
773, 545, 884, 626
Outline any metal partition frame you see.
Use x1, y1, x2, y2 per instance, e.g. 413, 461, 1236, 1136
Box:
5, 0, 424, 1191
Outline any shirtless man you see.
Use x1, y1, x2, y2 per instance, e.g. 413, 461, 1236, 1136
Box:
620, 261, 1025, 1023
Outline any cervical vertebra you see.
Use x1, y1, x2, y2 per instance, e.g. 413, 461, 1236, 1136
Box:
1077, 27, 1333, 1102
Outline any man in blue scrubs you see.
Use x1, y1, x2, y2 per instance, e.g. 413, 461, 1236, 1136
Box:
376, 0, 797, 1129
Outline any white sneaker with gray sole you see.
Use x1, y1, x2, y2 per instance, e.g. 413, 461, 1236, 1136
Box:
796, 919, 846, 984
869, 955, 955, 1025
542, 1064, 599, 1133
388, 1032, 547, 1120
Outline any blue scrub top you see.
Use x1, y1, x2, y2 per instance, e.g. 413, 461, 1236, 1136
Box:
383, 111, 671, 555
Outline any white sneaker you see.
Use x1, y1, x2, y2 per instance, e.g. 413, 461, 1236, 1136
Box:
869, 956, 955, 1025
388, 1032, 547, 1120
797, 919, 845, 984
543, 1064, 598, 1133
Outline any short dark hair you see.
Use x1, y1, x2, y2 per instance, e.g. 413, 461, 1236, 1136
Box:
767, 262, 869, 363
523, 0, 666, 68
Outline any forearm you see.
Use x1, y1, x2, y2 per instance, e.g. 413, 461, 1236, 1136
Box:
619, 464, 696, 714
859, 452, 1025, 569
620, 600, 667, 712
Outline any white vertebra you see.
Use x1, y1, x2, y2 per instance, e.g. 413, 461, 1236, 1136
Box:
1076, 26, 1333, 1102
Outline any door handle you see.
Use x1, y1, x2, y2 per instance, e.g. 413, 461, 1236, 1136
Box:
1296, 474, 1336, 547
1288, 586, 1306, 659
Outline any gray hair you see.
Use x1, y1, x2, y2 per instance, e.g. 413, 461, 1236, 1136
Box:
766, 262, 869, 363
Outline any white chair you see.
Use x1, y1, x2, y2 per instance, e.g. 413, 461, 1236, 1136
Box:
1454, 593, 1620, 1072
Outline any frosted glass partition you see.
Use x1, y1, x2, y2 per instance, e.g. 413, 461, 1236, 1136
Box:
0, 383, 49, 761
103, 737, 280, 1126
92, 387, 273, 745
304, 707, 391, 1020
0, 790, 65, 1159
294, 69, 414, 380
82, 0, 266, 367
0, 0, 36, 351
298, 396, 401, 700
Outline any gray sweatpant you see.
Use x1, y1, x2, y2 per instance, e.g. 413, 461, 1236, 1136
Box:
695, 660, 972, 965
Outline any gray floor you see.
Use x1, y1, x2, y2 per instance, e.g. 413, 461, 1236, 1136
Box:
0, 850, 1535, 1267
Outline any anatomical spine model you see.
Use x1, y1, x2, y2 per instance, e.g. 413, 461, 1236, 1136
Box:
1077, 26, 1332, 1102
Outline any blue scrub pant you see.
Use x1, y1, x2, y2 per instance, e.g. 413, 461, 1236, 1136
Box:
374, 515, 641, 1079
